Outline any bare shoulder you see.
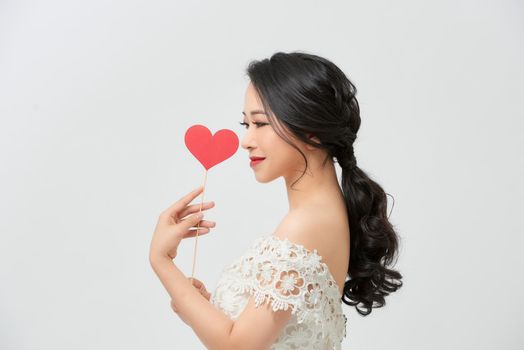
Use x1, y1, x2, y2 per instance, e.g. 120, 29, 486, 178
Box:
273, 204, 348, 260
274, 204, 350, 293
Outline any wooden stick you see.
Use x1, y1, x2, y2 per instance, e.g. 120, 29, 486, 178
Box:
191, 169, 209, 280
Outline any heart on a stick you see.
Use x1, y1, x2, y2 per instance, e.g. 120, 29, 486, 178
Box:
184, 124, 239, 170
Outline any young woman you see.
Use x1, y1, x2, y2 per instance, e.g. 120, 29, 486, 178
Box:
149, 51, 403, 349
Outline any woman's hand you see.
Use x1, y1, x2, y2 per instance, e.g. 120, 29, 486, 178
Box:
149, 185, 216, 262
188, 277, 211, 301
171, 277, 211, 313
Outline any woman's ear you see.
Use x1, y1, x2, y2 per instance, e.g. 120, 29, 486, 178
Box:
305, 133, 321, 150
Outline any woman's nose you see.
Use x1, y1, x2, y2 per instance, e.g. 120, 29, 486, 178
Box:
241, 130, 256, 150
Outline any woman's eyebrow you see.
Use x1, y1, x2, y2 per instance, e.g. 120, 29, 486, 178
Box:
242, 110, 267, 116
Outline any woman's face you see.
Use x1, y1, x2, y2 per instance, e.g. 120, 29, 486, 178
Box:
240, 82, 306, 183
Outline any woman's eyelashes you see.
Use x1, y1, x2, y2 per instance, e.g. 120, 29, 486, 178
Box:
239, 121, 268, 129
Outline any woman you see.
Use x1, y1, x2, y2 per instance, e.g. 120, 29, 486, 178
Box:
149, 51, 403, 349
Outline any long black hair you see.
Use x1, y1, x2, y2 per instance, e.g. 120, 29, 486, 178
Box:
245, 51, 403, 316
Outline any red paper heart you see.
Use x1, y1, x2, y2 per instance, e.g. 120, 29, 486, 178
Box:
184, 124, 239, 170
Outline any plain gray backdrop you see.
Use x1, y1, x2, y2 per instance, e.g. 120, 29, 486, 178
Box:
1, 0, 522, 349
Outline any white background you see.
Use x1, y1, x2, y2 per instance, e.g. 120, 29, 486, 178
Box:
1, 0, 523, 349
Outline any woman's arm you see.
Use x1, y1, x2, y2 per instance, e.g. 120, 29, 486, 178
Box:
150, 255, 234, 350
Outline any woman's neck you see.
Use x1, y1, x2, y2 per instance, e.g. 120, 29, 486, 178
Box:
284, 157, 344, 212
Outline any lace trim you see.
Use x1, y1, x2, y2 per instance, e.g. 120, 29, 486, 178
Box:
241, 235, 345, 327
266, 234, 343, 297
211, 233, 349, 345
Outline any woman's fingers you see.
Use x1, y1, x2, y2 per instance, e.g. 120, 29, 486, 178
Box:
189, 277, 203, 287
162, 185, 205, 217
178, 201, 215, 219
179, 218, 216, 229
188, 277, 211, 301
177, 217, 216, 238
182, 228, 211, 238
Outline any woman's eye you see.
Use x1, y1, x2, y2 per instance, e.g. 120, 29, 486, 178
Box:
238, 122, 268, 129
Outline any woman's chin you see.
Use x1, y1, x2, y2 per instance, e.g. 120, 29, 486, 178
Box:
253, 172, 279, 184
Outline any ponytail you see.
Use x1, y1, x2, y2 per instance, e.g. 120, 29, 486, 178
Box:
336, 148, 403, 316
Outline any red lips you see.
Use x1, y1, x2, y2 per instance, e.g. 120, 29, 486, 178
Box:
249, 155, 265, 168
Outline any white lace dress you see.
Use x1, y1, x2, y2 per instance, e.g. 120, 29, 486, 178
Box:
210, 234, 348, 349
